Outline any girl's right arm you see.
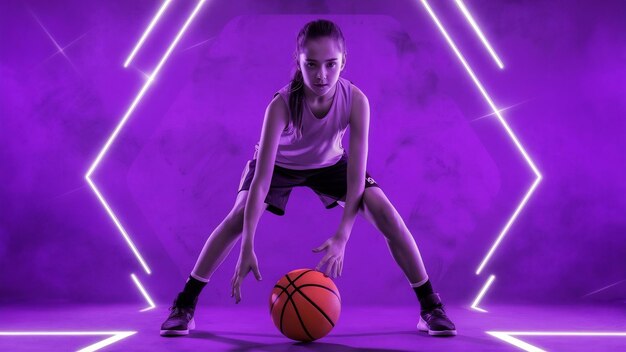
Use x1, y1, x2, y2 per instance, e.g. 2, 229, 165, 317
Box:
241, 95, 289, 251
231, 95, 288, 303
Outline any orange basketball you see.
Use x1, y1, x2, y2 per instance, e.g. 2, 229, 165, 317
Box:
269, 268, 341, 342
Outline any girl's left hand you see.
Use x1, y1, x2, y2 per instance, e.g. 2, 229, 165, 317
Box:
312, 234, 348, 278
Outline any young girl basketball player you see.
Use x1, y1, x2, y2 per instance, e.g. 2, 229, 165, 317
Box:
161, 19, 456, 337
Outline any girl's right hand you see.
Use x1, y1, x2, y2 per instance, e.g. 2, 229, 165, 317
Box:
230, 248, 262, 304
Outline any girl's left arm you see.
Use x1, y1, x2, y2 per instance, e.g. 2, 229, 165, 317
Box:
313, 87, 369, 278
337, 88, 370, 239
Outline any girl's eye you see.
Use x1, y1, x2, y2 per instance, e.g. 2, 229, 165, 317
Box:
306, 63, 315, 67
328, 63, 336, 68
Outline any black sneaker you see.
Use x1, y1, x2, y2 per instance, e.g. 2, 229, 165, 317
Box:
160, 293, 198, 336
417, 293, 457, 336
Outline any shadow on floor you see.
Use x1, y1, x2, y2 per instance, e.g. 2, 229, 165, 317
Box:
189, 330, 410, 352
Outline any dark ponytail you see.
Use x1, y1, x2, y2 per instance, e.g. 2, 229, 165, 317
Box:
286, 19, 346, 141
286, 68, 305, 140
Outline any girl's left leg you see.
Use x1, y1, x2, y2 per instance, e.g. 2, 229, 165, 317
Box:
357, 187, 427, 284
357, 186, 456, 336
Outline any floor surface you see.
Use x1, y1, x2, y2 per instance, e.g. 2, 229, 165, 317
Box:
1, 303, 625, 351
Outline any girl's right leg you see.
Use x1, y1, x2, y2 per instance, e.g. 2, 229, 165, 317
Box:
191, 190, 257, 280
161, 190, 268, 337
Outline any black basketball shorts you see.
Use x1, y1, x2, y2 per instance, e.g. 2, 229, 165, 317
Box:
237, 152, 380, 216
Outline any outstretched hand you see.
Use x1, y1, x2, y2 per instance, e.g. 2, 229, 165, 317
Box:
312, 234, 347, 279
231, 248, 262, 304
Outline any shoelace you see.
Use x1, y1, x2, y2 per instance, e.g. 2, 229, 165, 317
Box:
423, 304, 447, 319
424, 305, 456, 330
168, 305, 192, 319
430, 308, 447, 317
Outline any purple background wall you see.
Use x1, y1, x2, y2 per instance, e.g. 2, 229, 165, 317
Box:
1, 0, 624, 307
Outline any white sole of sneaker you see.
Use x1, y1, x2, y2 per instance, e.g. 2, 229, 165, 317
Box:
160, 318, 195, 336
417, 317, 457, 336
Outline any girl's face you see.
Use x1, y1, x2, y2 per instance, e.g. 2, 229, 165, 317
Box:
297, 37, 345, 97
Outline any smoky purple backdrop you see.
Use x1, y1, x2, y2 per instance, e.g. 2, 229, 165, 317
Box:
1, 0, 624, 309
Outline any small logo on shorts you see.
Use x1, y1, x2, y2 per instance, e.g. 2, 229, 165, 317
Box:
366, 177, 376, 185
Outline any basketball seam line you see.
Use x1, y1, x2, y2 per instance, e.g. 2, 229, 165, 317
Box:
285, 275, 315, 341
284, 279, 337, 328
295, 284, 341, 301
276, 270, 313, 334
274, 283, 340, 300
272, 276, 340, 326
271, 270, 314, 313
270, 270, 313, 310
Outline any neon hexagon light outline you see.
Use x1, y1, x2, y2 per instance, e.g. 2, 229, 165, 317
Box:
86, 0, 540, 315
